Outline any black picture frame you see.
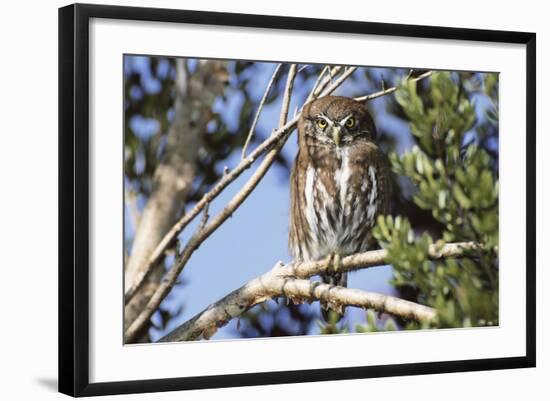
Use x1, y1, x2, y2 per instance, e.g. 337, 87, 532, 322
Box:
58, 3, 536, 397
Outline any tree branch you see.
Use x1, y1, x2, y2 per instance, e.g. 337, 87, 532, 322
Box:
124, 68, 436, 342
354, 70, 434, 103
124, 190, 141, 233
124, 66, 355, 307
125, 64, 297, 343
278, 64, 297, 127
318, 66, 357, 98
123, 59, 228, 337
123, 115, 299, 303
241, 63, 283, 159
305, 65, 343, 104
157, 241, 477, 342
159, 277, 436, 342
279, 240, 481, 279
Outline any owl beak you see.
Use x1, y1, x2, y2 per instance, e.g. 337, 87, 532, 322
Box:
331, 126, 341, 147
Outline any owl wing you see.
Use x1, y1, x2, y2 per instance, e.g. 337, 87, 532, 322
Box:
366, 147, 392, 249
288, 152, 311, 261
374, 146, 392, 216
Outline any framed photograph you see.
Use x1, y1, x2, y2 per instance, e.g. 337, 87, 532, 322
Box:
58, 3, 536, 397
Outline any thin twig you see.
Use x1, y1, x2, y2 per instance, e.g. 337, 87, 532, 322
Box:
198, 202, 210, 231
297, 64, 309, 74
241, 64, 283, 160
124, 63, 356, 343
123, 59, 226, 331
354, 70, 434, 103
123, 66, 417, 305
157, 241, 479, 342
279, 64, 297, 127
123, 66, 335, 304
124, 116, 298, 303
125, 64, 298, 342
319, 67, 357, 97
305, 66, 342, 105
304, 65, 329, 104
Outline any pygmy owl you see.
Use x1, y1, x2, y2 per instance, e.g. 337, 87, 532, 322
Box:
289, 96, 390, 322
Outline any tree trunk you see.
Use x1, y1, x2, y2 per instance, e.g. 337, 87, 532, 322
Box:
124, 59, 229, 341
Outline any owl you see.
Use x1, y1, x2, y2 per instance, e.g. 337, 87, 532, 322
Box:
289, 96, 390, 322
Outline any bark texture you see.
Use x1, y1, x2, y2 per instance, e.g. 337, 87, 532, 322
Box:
124, 59, 229, 338
158, 241, 478, 342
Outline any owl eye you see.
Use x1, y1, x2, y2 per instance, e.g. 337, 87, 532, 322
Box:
345, 117, 356, 128
316, 119, 328, 129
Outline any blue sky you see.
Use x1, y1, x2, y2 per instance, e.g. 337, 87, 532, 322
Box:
124, 56, 496, 341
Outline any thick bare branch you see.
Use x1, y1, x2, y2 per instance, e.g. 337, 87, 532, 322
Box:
124, 65, 356, 307
124, 68, 434, 310
125, 66, 455, 343
123, 115, 299, 304
125, 68, 436, 342
124, 60, 229, 336
125, 64, 298, 342
124, 64, 360, 342
124, 190, 141, 233
159, 277, 436, 342
157, 240, 479, 342
280, 241, 481, 279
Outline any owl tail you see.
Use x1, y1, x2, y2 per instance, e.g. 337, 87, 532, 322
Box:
320, 272, 348, 323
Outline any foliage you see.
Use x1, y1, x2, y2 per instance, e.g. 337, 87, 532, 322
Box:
124, 57, 324, 339
125, 58, 500, 338
372, 71, 499, 329
306, 71, 499, 335
355, 310, 397, 333
124, 58, 293, 207
234, 301, 317, 338
318, 309, 397, 333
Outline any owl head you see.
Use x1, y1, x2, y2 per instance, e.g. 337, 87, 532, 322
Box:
298, 96, 377, 148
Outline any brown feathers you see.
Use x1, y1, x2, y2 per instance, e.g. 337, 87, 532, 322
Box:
288, 96, 391, 320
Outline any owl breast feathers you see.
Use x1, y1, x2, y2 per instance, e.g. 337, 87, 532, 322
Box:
289, 96, 390, 319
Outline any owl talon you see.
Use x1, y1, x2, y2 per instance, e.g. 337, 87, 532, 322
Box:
323, 252, 342, 274
324, 253, 334, 272
289, 96, 388, 324
333, 253, 342, 273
